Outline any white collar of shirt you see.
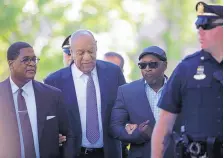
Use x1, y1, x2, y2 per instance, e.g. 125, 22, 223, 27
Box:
10, 77, 34, 95
72, 63, 97, 79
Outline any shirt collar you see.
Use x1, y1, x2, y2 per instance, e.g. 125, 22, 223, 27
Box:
9, 77, 33, 95
10, 77, 19, 94
72, 63, 97, 78
201, 50, 213, 61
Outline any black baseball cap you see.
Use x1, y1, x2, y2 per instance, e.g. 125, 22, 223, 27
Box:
138, 46, 167, 61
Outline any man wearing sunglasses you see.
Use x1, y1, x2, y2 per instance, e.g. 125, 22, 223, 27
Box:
62, 35, 72, 66
0, 42, 75, 158
110, 46, 174, 157
152, 2, 223, 158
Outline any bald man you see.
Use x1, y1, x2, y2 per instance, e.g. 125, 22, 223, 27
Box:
44, 30, 126, 158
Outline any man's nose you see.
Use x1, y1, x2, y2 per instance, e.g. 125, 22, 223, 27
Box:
145, 65, 152, 71
83, 52, 91, 60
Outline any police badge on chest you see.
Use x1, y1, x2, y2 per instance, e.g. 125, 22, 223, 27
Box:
194, 65, 206, 80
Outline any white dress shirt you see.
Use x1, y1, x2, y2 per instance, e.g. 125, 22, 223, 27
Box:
71, 64, 103, 148
145, 77, 167, 122
10, 77, 40, 158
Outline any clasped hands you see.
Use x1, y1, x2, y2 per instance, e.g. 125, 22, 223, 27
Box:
125, 120, 151, 137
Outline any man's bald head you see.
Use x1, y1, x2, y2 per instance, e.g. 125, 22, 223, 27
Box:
69, 29, 96, 46
69, 29, 97, 74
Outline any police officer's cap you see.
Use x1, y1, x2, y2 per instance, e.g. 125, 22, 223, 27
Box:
138, 46, 167, 61
62, 35, 71, 55
195, 2, 223, 29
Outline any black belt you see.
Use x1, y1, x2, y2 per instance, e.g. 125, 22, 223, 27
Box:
80, 147, 104, 155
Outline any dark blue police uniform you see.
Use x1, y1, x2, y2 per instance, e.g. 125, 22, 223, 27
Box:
158, 2, 223, 158
159, 50, 222, 137
159, 51, 223, 158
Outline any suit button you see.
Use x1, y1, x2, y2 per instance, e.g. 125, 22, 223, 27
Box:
218, 108, 221, 111
217, 120, 221, 123
217, 96, 221, 99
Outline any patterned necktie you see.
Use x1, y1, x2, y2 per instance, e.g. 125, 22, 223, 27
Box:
17, 89, 36, 158
86, 73, 100, 144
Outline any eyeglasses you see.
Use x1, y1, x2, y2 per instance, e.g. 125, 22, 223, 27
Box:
196, 23, 223, 30
20, 57, 40, 65
138, 62, 161, 69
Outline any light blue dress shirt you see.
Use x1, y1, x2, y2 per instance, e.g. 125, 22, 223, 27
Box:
145, 77, 167, 122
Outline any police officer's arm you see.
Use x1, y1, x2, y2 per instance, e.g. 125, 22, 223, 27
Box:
151, 110, 177, 158
151, 62, 185, 158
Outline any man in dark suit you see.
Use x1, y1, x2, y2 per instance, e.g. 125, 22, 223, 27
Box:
103, 52, 129, 158
110, 46, 173, 158
0, 42, 74, 158
44, 30, 126, 158
104, 52, 125, 72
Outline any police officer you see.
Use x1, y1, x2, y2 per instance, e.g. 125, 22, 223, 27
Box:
62, 35, 72, 66
151, 2, 223, 158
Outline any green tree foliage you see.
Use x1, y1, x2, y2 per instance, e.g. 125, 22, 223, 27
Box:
0, 0, 222, 81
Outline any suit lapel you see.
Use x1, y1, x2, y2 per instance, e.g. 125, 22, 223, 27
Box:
33, 81, 48, 140
62, 66, 81, 127
96, 61, 108, 123
136, 79, 156, 127
0, 78, 21, 156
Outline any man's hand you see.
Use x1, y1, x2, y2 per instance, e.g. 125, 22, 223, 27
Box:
59, 134, 66, 146
125, 124, 138, 134
138, 120, 152, 137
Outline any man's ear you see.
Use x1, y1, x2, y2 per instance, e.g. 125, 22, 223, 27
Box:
8, 60, 14, 71
70, 50, 76, 60
95, 40, 97, 52
164, 61, 167, 70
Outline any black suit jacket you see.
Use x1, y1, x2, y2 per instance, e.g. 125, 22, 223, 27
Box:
44, 60, 126, 158
0, 78, 75, 158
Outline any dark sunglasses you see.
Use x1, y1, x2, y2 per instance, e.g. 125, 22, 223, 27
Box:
196, 23, 223, 30
138, 62, 161, 69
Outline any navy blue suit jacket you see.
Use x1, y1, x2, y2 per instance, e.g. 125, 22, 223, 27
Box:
0, 78, 74, 158
44, 60, 126, 158
110, 79, 174, 158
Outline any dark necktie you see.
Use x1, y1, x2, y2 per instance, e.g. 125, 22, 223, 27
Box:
17, 89, 36, 158
86, 73, 100, 144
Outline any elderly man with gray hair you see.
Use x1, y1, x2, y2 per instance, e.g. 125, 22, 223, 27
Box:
44, 29, 126, 158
